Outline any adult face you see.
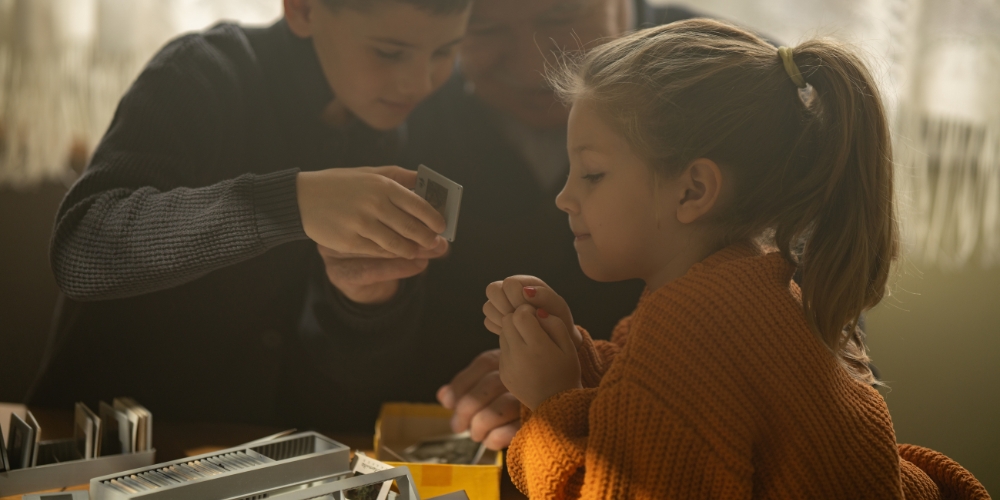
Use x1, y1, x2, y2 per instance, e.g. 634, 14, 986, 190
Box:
459, 0, 632, 129
286, 0, 471, 131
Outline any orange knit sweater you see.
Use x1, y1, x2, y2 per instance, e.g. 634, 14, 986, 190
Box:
508, 244, 989, 499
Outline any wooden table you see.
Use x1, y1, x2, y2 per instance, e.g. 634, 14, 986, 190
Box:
2, 408, 526, 500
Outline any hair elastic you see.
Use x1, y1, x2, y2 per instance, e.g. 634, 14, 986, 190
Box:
777, 46, 807, 88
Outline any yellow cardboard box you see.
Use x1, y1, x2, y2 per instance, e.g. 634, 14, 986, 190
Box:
374, 403, 502, 500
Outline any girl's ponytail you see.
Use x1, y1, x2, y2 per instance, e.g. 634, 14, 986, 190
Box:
775, 42, 899, 383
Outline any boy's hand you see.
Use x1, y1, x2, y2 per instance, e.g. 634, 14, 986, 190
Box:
297, 166, 447, 260
318, 239, 448, 304
436, 349, 521, 450
483, 276, 582, 346
498, 304, 582, 411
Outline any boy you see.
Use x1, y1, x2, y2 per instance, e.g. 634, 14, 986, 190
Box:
29, 0, 471, 430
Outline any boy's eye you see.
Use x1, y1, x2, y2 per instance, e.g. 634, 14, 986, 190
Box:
375, 48, 405, 60
582, 173, 605, 183
433, 46, 457, 59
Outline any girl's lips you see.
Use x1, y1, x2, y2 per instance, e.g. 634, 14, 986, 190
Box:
574, 233, 591, 241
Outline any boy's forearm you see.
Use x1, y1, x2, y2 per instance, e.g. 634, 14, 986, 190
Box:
52, 167, 306, 301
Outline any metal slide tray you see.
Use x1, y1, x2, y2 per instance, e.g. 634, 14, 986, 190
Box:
89, 432, 351, 500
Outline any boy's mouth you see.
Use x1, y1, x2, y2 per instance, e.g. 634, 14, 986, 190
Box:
379, 98, 417, 113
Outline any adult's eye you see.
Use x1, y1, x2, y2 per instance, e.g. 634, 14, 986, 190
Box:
467, 24, 505, 37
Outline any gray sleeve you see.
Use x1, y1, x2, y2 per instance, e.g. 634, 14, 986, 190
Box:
52, 166, 306, 301
50, 38, 308, 301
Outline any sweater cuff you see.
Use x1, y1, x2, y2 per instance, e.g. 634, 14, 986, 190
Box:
577, 327, 605, 388
531, 387, 598, 441
509, 387, 597, 496
253, 168, 308, 248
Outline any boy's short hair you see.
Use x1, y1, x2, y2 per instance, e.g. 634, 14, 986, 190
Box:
320, 0, 472, 14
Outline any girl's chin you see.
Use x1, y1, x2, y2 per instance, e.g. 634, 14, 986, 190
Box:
577, 256, 617, 283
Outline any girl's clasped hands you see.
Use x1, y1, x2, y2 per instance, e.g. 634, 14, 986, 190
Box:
482, 276, 582, 410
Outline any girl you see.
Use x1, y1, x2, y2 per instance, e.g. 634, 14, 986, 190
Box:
483, 19, 988, 499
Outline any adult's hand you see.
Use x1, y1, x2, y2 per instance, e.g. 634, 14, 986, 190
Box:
297, 166, 446, 259
436, 349, 521, 450
318, 239, 448, 304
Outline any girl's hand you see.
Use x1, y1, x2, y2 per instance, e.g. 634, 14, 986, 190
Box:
498, 304, 582, 411
297, 166, 447, 259
483, 276, 582, 346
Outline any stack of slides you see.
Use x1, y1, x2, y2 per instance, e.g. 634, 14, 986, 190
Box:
0, 400, 156, 497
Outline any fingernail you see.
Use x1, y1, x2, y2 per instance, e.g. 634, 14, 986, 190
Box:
537, 308, 549, 319
523, 286, 537, 298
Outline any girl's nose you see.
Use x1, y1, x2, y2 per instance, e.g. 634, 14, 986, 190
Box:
555, 181, 578, 215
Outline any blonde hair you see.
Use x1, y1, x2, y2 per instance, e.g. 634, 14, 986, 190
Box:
550, 19, 899, 385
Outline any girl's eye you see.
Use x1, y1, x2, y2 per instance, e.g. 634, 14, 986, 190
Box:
375, 48, 404, 60
582, 173, 605, 183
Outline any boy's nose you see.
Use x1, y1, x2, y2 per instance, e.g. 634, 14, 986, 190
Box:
399, 63, 435, 99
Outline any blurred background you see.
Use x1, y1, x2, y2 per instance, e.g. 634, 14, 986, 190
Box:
0, 0, 997, 492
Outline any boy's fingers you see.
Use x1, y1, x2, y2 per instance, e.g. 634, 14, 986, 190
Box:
381, 203, 443, 250
486, 281, 515, 315
367, 165, 418, 189
414, 237, 449, 259
343, 235, 400, 259
388, 186, 447, 235
357, 220, 421, 259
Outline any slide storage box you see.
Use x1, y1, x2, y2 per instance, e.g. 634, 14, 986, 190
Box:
375, 403, 502, 500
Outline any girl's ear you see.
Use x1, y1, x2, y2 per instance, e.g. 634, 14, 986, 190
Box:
284, 0, 315, 38
675, 158, 723, 224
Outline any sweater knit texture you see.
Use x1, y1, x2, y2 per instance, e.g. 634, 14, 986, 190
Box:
508, 243, 990, 499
